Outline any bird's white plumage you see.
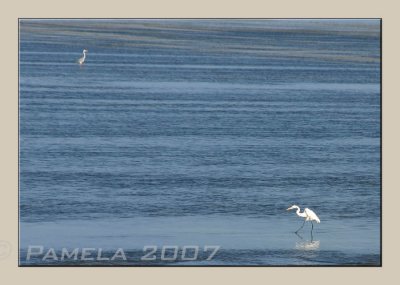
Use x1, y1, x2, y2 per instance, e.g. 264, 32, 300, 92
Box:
304, 208, 320, 223
78, 49, 88, 65
286, 205, 321, 232
287, 205, 320, 222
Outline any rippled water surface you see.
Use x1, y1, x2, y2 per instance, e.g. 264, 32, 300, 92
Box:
19, 19, 381, 266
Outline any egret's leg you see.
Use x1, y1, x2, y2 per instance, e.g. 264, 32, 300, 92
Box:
310, 222, 314, 241
295, 220, 306, 233
295, 232, 304, 240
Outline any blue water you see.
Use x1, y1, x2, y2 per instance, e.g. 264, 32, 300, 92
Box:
19, 19, 381, 266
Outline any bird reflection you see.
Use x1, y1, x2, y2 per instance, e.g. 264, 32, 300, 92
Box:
294, 231, 320, 250
295, 240, 320, 250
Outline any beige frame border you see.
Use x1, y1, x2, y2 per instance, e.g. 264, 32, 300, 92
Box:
1, 0, 396, 284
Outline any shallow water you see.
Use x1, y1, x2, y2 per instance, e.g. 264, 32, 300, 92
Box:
19, 19, 381, 266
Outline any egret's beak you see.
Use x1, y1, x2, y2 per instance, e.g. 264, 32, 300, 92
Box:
286, 207, 291, 211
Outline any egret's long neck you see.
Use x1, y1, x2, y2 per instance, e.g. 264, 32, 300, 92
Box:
295, 206, 306, 218
82, 52, 86, 60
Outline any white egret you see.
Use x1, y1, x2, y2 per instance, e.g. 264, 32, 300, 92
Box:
287, 205, 320, 233
77, 49, 88, 65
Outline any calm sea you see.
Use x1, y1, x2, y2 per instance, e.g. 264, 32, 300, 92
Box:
19, 19, 381, 265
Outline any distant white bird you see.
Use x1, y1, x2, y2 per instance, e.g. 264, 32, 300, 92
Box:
77, 49, 88, 65
287, 205, 320, 233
